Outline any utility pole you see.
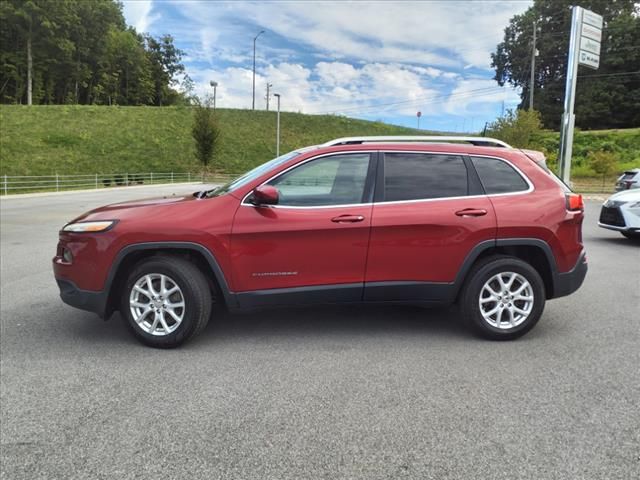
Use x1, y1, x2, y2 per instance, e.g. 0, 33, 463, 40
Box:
252, 30, 265, 110
274, 93, 281, 156
529, 21, 538, 110
265, 82, 272, 111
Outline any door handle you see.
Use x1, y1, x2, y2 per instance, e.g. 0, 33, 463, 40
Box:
331, 214, 365, 223
455, 208, 488, 217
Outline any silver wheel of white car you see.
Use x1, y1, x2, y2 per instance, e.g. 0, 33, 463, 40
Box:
479, 272, 534, 329
129, 273, 185, 336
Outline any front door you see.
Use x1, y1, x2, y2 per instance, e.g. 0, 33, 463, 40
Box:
364, 151, 497, 302
231, 152, 375, 307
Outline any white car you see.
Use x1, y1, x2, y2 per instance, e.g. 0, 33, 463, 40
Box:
598, 189, 640, 240
615, 168, 640, 191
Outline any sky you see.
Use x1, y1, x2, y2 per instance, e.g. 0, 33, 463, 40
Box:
122, 0, 533, 132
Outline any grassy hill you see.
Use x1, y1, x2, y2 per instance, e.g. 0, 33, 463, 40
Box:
0, 105, 426, 176
531, 128, 640, 177
1, 105, 638, 178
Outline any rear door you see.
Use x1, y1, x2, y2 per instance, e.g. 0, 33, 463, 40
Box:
364, 151, 496, 302
230, 152, 376, 306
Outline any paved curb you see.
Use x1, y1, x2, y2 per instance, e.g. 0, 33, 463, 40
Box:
0, 182, 203, 200
581, 194, 608, 201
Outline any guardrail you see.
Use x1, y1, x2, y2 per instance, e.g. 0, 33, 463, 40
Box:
1, 172, 241, 195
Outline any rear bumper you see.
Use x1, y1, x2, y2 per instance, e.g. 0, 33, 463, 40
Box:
56, 278, 107, 318
552, 251, 587, 299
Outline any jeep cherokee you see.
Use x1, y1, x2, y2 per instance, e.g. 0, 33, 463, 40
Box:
53, 136, 587, 348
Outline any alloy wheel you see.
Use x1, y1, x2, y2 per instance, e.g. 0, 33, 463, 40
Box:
478, 272, 534, 329
129, 273, 185, 336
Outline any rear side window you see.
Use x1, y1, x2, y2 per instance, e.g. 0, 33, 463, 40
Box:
471, 156, 529, 194
383, 153, 468, 202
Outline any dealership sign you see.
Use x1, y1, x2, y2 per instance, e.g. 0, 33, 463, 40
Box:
578, 9, 602, 69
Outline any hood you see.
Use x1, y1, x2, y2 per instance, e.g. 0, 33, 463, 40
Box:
100, 194, 197, 210
605, 189, 640, 204
69, 192, 205, 223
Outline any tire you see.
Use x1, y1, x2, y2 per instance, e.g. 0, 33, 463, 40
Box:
460, 255, 545, 340
120, 256, 212, 348
621, 231, 640, 240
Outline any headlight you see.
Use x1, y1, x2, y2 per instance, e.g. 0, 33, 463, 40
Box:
62, 220, 116, 233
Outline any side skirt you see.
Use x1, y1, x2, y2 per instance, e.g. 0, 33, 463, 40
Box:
231, 281, 455, 312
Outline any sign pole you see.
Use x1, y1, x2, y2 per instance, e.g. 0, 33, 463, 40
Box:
558, 6, 602, 185
558, 6, 582, 185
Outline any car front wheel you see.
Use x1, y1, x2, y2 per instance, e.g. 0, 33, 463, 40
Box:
121, 256, 212, 348
460, 256, 545, 340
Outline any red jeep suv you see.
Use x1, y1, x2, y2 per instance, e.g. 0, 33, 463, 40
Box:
53, 136, 587, 348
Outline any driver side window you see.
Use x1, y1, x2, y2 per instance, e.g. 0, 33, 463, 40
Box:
268, 153, 371, 206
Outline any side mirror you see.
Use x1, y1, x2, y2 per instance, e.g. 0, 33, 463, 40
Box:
251, 185, 279, 205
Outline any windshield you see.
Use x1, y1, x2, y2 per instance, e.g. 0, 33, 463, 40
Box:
204, 150, 302, 198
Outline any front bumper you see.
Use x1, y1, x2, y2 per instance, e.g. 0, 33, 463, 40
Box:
598, 203, 640, 233
553, 250, 588, 299
56, 278, 108, 318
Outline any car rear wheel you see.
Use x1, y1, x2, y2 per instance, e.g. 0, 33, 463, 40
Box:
460, 256, 545, 340
121, 256, 212, 348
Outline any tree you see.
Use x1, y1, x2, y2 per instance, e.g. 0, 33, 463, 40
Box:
486, 109, 542, 148
588, 150, 617, 187
0, 0, 186, 106
144, 34, 185, 106
491, 0, 640, 130
191, 98, 221, 171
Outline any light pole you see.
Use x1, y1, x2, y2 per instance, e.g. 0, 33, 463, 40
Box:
209, 80, 218, 110
252, 30, 265, 110
274, 93, 281, 156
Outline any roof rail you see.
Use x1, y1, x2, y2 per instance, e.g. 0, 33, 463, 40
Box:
321, 136, 512, 148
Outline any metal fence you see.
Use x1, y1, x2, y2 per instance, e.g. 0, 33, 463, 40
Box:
1, 172, 241, 195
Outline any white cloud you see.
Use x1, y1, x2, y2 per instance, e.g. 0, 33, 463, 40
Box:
173, 1, 531, 70
122, 0, 160, 33
190, 61, 448, 116
125, 1, 530, 127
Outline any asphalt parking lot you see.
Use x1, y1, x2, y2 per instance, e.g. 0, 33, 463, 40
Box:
1, 185, 639, 480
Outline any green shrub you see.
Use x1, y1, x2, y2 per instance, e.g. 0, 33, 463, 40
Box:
486, 109, 542, 148
588, 150, 618, 186
191, 99, 220, 169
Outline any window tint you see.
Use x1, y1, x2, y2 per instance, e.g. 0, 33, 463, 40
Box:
471, 156, 529, 194
383, 153, 468, 201
268, 153, 370, 206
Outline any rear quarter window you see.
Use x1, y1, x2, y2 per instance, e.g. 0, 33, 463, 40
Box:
471, 156, 529, 194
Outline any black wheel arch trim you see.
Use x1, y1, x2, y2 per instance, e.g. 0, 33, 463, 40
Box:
104, 241, 236, 315
451, 238, 562, 300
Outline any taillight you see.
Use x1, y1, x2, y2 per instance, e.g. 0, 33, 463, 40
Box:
566, 193, 584, 211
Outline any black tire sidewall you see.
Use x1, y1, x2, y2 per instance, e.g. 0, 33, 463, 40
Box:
463, 258, 545, 339
120, 258, 208, 348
